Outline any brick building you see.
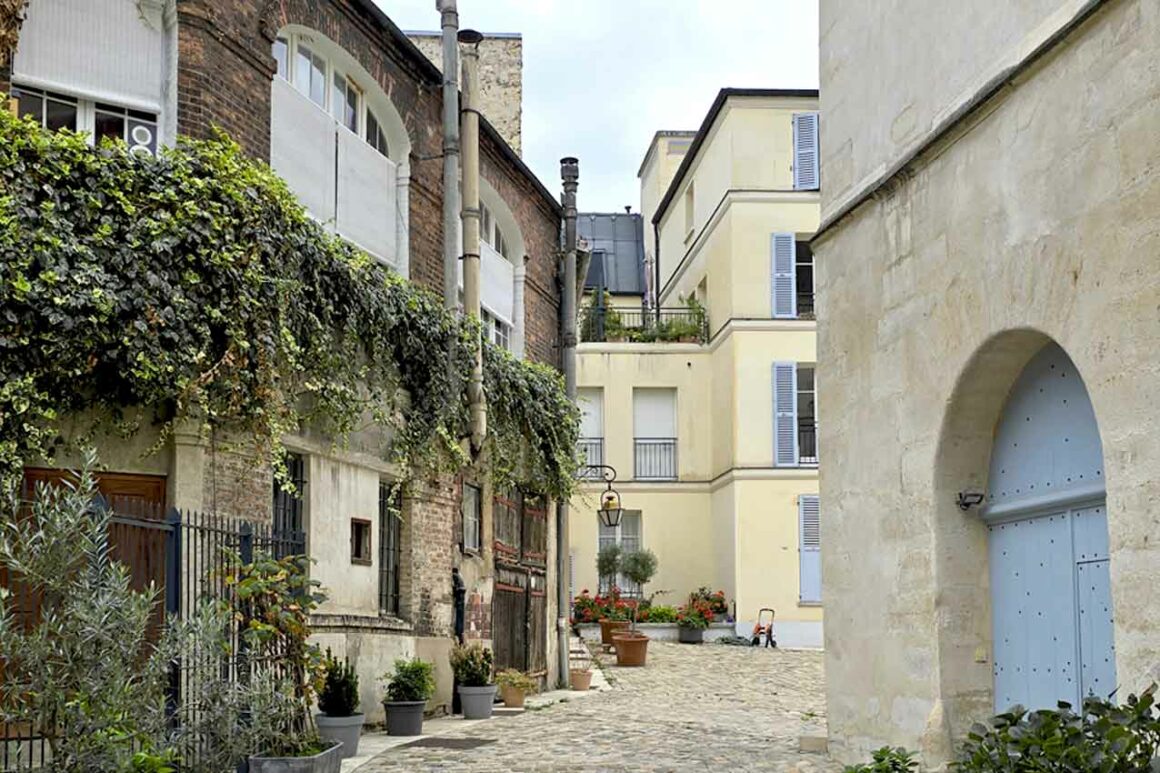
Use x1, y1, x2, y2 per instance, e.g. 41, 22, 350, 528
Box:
6, 0, 566, 718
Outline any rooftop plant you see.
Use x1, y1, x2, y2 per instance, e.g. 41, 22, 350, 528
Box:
0, 109, 578, 498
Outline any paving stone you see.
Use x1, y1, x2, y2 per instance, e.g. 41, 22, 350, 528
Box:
356, 642, 839, 772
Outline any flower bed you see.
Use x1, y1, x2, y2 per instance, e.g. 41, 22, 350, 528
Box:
576, 622, 737, 644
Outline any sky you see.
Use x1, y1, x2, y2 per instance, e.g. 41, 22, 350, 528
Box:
374, 1, 819, 213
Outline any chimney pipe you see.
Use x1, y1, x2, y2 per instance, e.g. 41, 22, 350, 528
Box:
556, 155, 579, 688
460, 29, 486, 451
439, 0, 461, 309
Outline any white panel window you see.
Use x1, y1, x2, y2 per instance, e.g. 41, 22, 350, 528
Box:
295, 42, 327, 108
336, 127, 397, 263
633, 388, 677, 480
481, 309, 512, 351
332, 73, 361, 133
578, 388, 604, 473
598, 510, 643, 596
271, 77, 338, 226
366, 111, 389, 157
13, 0, 164, 111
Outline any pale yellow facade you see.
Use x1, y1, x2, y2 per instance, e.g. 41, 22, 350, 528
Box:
570, 92, 823, 647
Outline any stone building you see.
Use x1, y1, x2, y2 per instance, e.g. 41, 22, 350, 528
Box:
406, 30, 522, 156
5, 0, 566, 720
815, 0, 1160, 765
569, 90, 824, 647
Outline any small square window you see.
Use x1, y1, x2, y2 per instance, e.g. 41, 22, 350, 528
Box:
351, 518, 372, 565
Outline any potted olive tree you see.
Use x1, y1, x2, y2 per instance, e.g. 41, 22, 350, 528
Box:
595, 545, 629, 651
611, 549, 658, 667
381, 658, 435, 736
315, 650, 364, 759
451, 643, 496, 719
495, 669, 538, 708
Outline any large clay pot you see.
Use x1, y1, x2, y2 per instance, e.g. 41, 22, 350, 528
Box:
678, 626, 704, 644
611, 632, 649, 666
598, 619, 630, 650
499, 684, 526, 708
570, 669, 593, 691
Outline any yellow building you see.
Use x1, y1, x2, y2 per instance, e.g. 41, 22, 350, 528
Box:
569, 89, 823, 647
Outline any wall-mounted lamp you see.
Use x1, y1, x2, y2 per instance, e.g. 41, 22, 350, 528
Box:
957, 492, 985, 511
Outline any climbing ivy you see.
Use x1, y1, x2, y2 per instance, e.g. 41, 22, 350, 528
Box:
0, 109, 578, 498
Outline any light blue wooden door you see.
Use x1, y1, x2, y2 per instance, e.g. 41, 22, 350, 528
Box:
984, 343, 1114, 711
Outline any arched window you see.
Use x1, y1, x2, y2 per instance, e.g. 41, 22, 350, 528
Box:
269, 26, 411, 274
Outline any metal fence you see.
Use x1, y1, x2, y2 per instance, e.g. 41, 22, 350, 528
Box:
581, 306, 709, 344
799, 422, 818, 466
634, 438, 678, 480
1, 500, 305, 772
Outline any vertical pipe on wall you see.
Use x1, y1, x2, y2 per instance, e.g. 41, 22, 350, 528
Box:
160, 0, 178, 147
557, 156, 579, 686
460, 29, 486, 451
439, 0, 461, 309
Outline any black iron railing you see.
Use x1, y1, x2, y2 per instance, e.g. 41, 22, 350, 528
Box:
797, 293, 815, 320
634, 438, 678, 480
799, 422, 818, 465
578, 438, 604, 475
581, 306, 709, 344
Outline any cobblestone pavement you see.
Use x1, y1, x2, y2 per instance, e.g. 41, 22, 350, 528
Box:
360, 642, 839, 772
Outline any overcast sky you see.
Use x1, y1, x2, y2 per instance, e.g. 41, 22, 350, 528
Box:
375, 1, 818, 212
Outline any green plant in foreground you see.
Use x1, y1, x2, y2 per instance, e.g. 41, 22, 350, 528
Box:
318, 649, 361, 717
382, 659, 436, 703
620, 549, 658, 630
450, 642, 495, 687
843, 747, 919, 773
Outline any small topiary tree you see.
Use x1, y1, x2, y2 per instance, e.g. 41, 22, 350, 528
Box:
596, 543, 622, 596
620, 549, 658, 631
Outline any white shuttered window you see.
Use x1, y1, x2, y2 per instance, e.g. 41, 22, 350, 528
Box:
773, 363, 799, 467
792, 112, 820, 191
770, 232, 796, 318
799, 495, 821, 603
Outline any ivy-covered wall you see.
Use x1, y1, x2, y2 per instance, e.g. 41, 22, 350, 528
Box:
0, 111, 577, 499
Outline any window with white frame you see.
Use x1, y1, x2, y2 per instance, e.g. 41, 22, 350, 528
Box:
12, 85, 158, 156
461, 482, 482, 553
479, 201, 511, 259
773, 362, 818, 467
598, 511, 643, 596
481, 308, 511, 351
274, 33, 389, 158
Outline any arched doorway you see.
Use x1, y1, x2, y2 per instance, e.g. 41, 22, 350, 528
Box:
983, 342, 1114, 711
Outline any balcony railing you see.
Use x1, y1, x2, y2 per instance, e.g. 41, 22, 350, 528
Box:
797, 293, 815, 320
580, 306, 709, 344
799, 422, 818, 466
578, 438, 604, 476
634, 437, 678, 480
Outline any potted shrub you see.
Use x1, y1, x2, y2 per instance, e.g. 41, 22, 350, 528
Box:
677, 599, 711, 644
381, 658, 435, 736
450, 643, 496, 719
315, 649, 364, 759
595, 546, 630, 650
612, 549, 658, 667
693, 586, 730, 622
230, 553, 340, 772
495, 669, 537, 708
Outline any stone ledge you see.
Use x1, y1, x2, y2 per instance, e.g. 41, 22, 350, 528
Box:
311, 613, 414, 634
576, 622, 736, 643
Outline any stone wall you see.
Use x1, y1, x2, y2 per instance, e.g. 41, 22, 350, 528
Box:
815, 1, 1160, 765
408, 32, 522, 156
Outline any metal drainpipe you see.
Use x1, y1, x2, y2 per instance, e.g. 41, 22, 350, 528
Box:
652, 220, 661, 322
557, 156, 579, 687
438, 0, 461, 310
460, 29, 486, 451
160, 0, 178, 147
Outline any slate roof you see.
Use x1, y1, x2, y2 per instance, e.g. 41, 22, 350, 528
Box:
579, 212, 645, 295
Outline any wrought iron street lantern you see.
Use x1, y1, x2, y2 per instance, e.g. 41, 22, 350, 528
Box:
583, 464, 623, 528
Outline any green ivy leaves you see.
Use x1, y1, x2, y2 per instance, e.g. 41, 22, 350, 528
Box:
0, 109, 578, 498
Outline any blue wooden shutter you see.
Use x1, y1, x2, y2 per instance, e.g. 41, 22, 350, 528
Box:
792, 112, 820, 191
770, 233, 796, 318
773, 362, 798, 467
799, 494, 821, 603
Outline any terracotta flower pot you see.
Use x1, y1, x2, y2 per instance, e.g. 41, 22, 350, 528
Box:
598, 619, 630, 650
569, 669, 593, 691
499, 684, 526, 708
611, 632, 649, 666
